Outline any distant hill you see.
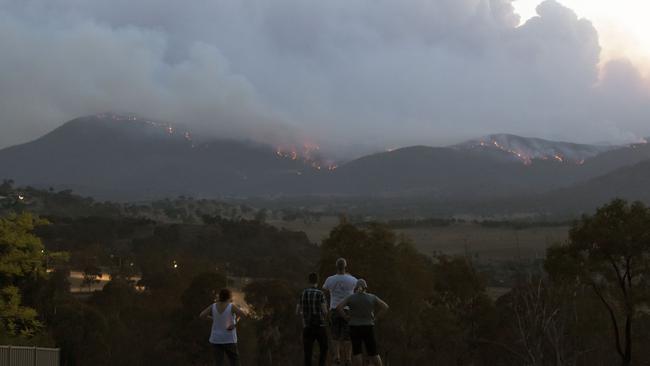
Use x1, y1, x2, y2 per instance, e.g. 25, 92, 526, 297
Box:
530, 159, 650, 213
577, 141, 650, 177
321, 145, 580, 199
0, 114, 324, 199
2, 114, 650, 209
322, 134, 650, 199
454, 133, 616, 165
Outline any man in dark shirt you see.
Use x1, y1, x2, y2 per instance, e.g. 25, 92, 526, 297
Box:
297, 272, 329, 366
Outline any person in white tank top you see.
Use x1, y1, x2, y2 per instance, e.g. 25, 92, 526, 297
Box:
200, 288, 247, 366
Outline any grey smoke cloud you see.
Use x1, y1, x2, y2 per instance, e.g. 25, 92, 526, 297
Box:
0, 0, 649, 156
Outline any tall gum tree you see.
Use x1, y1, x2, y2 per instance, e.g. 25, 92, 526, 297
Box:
545, 199, 650, 366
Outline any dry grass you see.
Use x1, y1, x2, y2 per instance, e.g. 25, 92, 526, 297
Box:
398, 223, 568, 260
269, 217, 569, 260
268, 216, 342, 243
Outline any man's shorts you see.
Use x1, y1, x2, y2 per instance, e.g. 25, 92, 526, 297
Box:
329, 311, 350, 341
349, 325, 378, 356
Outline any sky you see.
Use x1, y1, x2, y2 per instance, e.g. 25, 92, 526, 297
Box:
1, 0, 650, 156
514, 0, 650, 68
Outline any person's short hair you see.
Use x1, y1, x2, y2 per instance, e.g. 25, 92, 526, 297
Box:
218, 288, 232, 302
355, 279, 368, 292
336, 258, 347, 271
308, 272, 319, 284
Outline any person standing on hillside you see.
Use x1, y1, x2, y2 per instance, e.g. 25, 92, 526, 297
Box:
323, 258, 357, 366
336, 279, 389, 366
297, 272, 329, 366
200, 288, 247, 366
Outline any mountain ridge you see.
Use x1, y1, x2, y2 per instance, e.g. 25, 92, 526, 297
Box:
1, 114, 649, 210
453, 133, 618, 165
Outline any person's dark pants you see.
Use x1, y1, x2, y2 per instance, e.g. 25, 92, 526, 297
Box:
349, 325, 378, 357
213, 343, 241, 366
303, 325, 328, 366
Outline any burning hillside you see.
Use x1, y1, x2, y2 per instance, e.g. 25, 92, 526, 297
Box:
96, 113, 338, 170
275, 143, 337, 171
5, 113, 650, 201
95, 113, 195, 145
455, 134, 618, 165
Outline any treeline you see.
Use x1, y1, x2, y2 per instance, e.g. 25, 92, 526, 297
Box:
2, 199, 650, 365
358, 217, 571, 230
0, 180, 262, 223
477, 219, 572, 229
0, 212, 318, 365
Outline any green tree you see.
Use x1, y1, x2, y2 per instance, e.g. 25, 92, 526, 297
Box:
29, 268, 72, 325
0, 179, 14, 195
0, 213, 48, 338
52, 302, 110, 366
0, 213, 47, 282
170, 271, 228, 365
0, 286, 41, 338
319, 222, 438, 364
545, 199, 650, 366
422, 254, 497, 365
244, 279, 302, 366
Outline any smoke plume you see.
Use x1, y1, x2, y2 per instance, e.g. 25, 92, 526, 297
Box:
1, 0, 649, 157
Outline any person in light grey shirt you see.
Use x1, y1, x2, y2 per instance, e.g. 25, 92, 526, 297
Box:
336, 279, 389, 366
323, 258, 357, 365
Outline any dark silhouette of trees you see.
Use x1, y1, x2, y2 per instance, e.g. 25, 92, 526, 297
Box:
172, 271, 228, 365
244, 279, 302, 366
51, 302, 110, 365
424, 254, 497, 365
5, 198, 650, 365
494, 276, 583, 366
546, 199, 650, 366
82, 265, 102, 292
319, 222, 497, 365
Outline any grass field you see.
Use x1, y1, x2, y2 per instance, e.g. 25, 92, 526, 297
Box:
398, 224, 568, 260
269, 217, 569, 260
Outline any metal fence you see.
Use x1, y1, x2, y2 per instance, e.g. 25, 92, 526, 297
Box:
0, 345, 59, 366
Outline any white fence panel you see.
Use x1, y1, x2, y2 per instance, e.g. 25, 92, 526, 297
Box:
0, 346, 59, 366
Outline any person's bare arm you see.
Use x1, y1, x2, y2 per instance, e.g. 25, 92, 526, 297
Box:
321, 283, 332, 318
336, 297, 350, 318
321, 302, 329, 318
199, 305, 213, 320
226, 304, 247, 330
375, 297, 389, 317
232, 304, 247, 319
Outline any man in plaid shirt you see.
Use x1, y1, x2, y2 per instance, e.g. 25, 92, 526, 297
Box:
297, 272, 329, 366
